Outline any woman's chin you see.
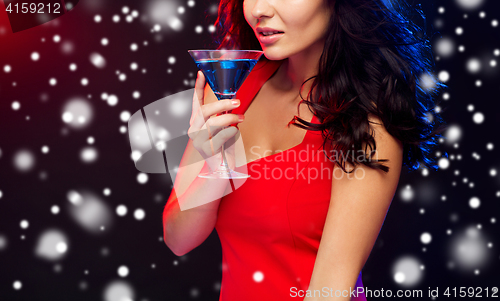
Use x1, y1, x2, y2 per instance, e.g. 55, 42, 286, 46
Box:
262, 50, 287, 61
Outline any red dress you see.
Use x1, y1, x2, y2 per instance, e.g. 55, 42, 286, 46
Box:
215, 58, 367, 301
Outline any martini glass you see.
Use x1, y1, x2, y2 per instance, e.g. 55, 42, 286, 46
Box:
188, 49, 263, 179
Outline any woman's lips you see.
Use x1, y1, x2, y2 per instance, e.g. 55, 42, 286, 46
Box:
258, 32, 284, 44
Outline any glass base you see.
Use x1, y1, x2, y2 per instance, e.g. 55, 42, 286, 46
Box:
198, 167, 250, 179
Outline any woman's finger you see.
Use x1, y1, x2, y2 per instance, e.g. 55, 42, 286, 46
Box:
195, 71, 205, 106
202, 126, 240, 157
195, 113, 242, 143
189, 71, 205, 126
190, 98, 240, 132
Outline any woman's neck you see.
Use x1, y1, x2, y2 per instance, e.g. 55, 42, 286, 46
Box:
269, 41, 325, 98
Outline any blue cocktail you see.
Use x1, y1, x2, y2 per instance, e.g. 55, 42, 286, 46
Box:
194, 59, 258, 100
188, 50, 263, 179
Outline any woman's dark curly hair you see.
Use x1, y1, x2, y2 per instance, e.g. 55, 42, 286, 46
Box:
212, 0, 449, 174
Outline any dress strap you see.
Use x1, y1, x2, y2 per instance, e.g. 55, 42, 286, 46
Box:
302, 114, 321, 145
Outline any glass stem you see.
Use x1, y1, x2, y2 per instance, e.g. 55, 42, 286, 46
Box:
219, 119, 230, 172
216, 95, 235, 174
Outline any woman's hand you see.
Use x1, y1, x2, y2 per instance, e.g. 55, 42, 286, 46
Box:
187, 71, 245, 172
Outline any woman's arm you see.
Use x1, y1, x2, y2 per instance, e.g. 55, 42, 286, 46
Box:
163, 77, 240, 256
162, 142, 230, 256
304, 114, 403, 300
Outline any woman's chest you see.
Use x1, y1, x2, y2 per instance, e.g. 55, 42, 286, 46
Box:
237, 85, 315, 163
217, 151, 335, 245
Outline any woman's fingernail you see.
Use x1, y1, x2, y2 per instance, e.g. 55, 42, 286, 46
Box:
232, 99, 240, 106
238, 114, 245, 121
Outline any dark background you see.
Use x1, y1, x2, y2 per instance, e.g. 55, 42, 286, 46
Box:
0, 0, 499, 300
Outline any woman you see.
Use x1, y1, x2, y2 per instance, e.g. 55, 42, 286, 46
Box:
163, 0, 447, 300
